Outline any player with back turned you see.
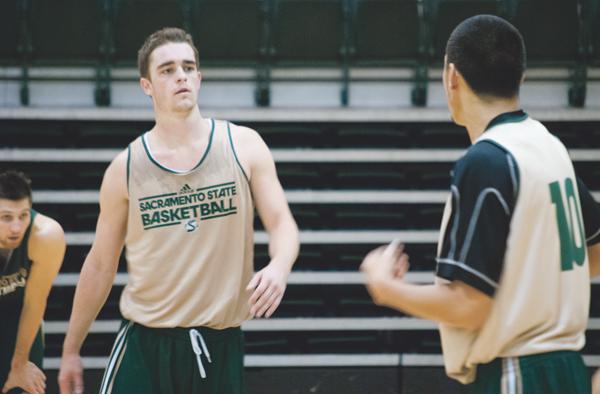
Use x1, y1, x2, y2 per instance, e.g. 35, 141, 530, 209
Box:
361, 15, 600, 393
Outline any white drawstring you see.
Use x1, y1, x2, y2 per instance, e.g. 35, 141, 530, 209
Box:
189, 329, 212, 379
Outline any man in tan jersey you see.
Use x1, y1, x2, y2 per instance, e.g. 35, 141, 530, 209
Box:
361, 15, 600, 393
58, 28, 299, 394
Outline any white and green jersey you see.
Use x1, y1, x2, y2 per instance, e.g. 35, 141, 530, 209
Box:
436, 111, 600, 384
122, 119, 254, 329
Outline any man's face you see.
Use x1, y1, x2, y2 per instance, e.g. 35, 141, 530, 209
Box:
0, 198, 31, 250
141, 42, 201, 113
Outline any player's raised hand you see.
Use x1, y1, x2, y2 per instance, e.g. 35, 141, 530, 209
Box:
361, 240, 407, 281
360, 240, 409, 304
58, 353, 84, 394
2, 360, 46, 394
247, 262, 290, 318
393, 251, 410, 279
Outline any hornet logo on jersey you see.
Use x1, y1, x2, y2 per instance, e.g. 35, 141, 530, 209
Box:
186, 219, 198, 232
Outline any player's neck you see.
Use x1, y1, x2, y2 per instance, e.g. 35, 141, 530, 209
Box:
462, 95, 520, 144
0, 248, 13, 271
152, 107, 208, 147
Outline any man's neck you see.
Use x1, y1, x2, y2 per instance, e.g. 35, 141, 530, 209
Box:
0, 248, 13, 271
462, 96, 520, 144
152, 107, 208, 148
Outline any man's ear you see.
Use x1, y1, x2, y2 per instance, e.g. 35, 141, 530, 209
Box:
446, 62, 460, 91
140, 77, 152, 96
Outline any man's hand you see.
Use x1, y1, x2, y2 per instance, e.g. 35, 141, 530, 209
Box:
360, 241, 409, 304
592, 368, 600, 394
2, 360, 46, 394
58, 353, 84, 394
247, 263, 290, 318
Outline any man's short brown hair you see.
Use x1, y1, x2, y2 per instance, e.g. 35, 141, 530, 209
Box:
137, 27, 200, 79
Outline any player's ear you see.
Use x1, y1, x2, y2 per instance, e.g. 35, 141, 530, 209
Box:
140, 77, 152, 96
446, 62, 460, 91
195, 71, 202, 90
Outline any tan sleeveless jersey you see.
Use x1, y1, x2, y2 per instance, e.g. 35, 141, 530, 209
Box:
122, 119, 254, 329
438, 117, 590, 383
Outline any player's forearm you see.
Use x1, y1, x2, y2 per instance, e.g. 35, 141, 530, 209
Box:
371, 279, 488, 330
266, 215, 299, 271
589, 243, 600, 277
11, 300, 47, 365
62, 256, 117, 355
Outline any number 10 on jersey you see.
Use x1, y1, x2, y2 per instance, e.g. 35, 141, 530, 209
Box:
549, 178, 586, 271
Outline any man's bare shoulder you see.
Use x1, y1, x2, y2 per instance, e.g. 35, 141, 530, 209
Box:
229, 124, 264, 148
29, 213, 65, 253
106, 149, 129, 177
101, 148, 129, 199
227, 123, 273, 180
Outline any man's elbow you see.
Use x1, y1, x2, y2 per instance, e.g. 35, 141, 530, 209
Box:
278, 213, 300, 243
589, 243, 600, 277
444, 281, 493, 330
456, 310, 488, 331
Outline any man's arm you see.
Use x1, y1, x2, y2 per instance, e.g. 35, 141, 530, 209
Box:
590, 243, 600, 278
58, 150, 129, 394
577, 178, 600, 277
363, 143, 511, 331
2, 215, 65, 394
232, 125, 299, 318
361, 245, 492, 330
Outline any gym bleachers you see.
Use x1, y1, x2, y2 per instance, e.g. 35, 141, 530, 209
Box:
30, 0, 103, 66
2, 112, 600, 393
2, 0, 598, 107
0, 0, 21, 66
192, 0, 263, 66
352, 0, 421, 67
113, 0, 188, 66
430, 0, 507, 63
1, 0, 600, 393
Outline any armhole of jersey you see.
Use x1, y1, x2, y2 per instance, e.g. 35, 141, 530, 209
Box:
126, 144, 131, 196
227, 122, 250, 183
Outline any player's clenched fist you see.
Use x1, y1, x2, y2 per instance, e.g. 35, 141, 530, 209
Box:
360, 241, 409, 305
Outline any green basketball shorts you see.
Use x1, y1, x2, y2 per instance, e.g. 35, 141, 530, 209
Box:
466, 350, 590, 394
99, 320, 244, 394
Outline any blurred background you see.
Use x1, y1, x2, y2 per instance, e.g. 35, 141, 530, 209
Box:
1, 0, 600, 392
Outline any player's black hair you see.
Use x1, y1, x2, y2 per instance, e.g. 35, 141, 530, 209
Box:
446, 14, 526, 98
0, 170, 32, 203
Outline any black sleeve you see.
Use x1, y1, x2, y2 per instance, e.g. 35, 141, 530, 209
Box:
435, 141, 517, 297
577, 177, 600, 246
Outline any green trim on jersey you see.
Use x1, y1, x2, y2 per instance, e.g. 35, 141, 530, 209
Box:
141, 119, 215, 175
227, 122, 249, 183
485, 110, 529, 132
126, 145, 131, 193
